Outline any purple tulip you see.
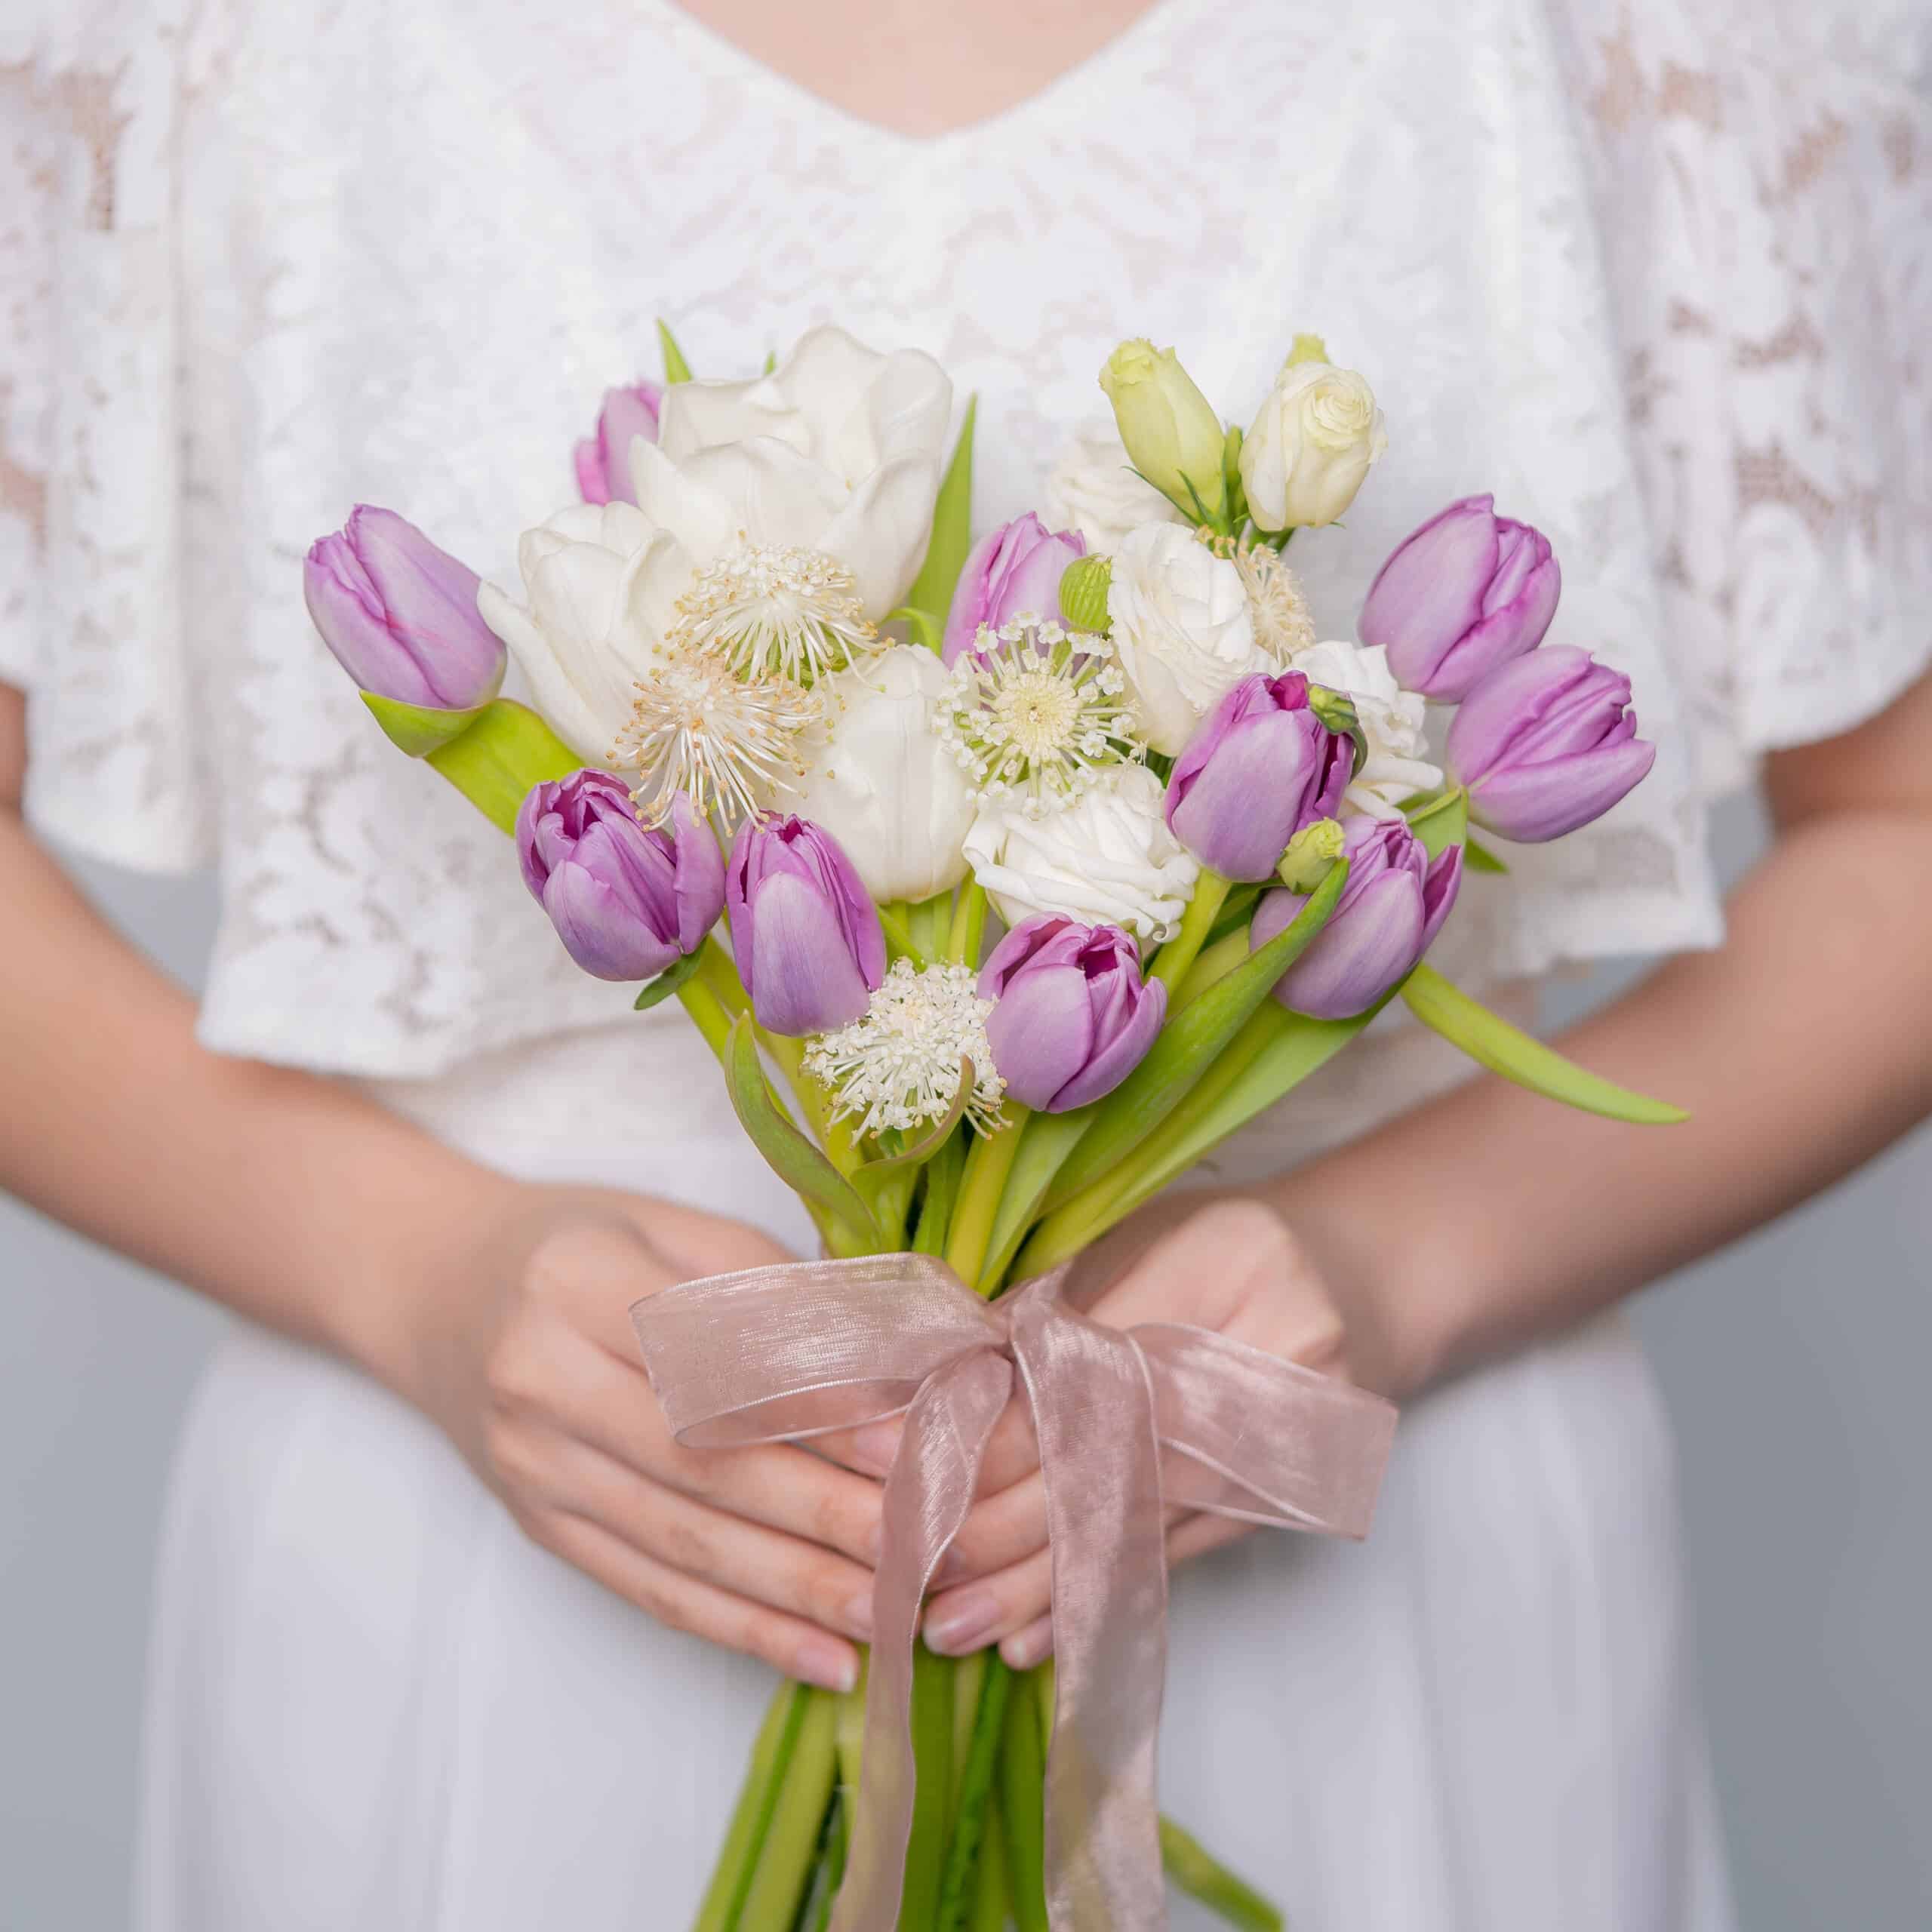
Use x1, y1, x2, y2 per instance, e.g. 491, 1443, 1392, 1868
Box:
516, 770, 724, 983
978, 916, 1166, 1113
1165, 671, 1352, 881
1359, 494, 1561, 702
1447, 645, 1657, 843
303, 506, 505, 710
1251, 814, 1461, 1020
574, 381, 664, 506
728, 815, 888, 1037
941, 512, 1088, 664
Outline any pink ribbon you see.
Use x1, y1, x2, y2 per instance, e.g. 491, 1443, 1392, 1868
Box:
630, 1254, 1397, 1930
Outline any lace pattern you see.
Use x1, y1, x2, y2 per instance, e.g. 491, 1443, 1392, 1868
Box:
2, 0, 1927, 1077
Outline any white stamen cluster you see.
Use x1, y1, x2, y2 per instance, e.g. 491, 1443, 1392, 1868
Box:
668, 539, 881, 687
1230, 540, 1315, 661
614, 653, 816, 828
804, 959, 1007, 1140
937, 619, 1143, 820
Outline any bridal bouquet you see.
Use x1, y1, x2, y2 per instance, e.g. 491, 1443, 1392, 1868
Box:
305, 322, 1676, 1930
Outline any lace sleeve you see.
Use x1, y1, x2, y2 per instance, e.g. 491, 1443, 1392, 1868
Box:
1553, 0, 1932, 798
1, 4, 214, 872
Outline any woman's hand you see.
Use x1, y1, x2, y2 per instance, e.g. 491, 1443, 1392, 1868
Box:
389, 1185, 887, 1692
899, 1198, 1354, 1669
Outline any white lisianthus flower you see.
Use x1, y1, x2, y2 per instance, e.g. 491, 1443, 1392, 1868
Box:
1105, 523, 1272, 755
964, 764, 1200, 945
1293, 638, 1442, 819
1240, 361, 1388, 531
1042, 426, 1189, 555
788, 645, 977, 902
477, 500, 665, 761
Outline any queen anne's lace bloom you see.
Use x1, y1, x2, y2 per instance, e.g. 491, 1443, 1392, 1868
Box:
937, 620, 1143, 819
804, 959, 1006, 1139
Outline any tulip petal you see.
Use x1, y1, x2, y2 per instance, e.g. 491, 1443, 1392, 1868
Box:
668, 794, 727, 954
543, 865, 678, 983
821, 454, 946, 619
1472, 739, 1657, 842
1359, 495, 1497, 675
850, 345, 954, 470
681, 437, 854, 553
1051, 970, 1166, 1112
479, 581, 620, 763
746, 871, 875, 1035
1275, 871, 1423, 1020
986, 967, 1096, 1111
629, 437, 740, 562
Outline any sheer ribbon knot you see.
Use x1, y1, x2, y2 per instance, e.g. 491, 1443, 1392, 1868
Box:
631, 1253, 1397, 1930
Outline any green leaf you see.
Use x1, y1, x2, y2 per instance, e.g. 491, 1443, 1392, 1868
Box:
979, 1110, 1093, 1291
722, 1016, 880, 1241
1039, 860, 1349, 1212
904, 398, 977, 623
762, 348, 777, 376
1401, 961, 1688, 1124
632, 949, 703, 1011
422, 700, 583, 834
1404, 784, 1469, 858
855, 1058, 972, 1180
888, 605, 946, 654
657, 318, 694, 384
1464, 834, 1509, 874
359, 689, 494, 758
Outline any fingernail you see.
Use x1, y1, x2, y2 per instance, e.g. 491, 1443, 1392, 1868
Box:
933, 1546, 971, 1586
923, 1591, 1000, 1657
797, 1636, 859, 1694
1001, 1618, 1054, 1671
841, 1589, 876, 1641
848, 1420, 900, 1476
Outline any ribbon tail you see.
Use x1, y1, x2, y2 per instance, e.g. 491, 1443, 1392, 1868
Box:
1012, 1296, 1171, 1932
829, 1348, 1013, 1932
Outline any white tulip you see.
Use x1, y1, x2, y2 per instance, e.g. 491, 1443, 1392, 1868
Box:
477, 500, 669, 761
964, 764, 1200, 946
789, 645, 977, 903
1292, 638, 1442, 819
1041, 426, 1189, 555
1239, 361, 1388, 531
1104, 522, 1272, 755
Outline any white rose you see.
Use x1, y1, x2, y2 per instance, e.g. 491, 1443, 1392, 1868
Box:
789, 645, 977, 903
1042, 426, 1189, 555
477, 500, 663, 761
1293, 638, 1442, 818
964, 764, 1201, 946
1239, 361, 1388, 531
1104, 522, 1272, 755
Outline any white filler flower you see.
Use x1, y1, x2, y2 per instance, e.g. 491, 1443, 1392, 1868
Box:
667, 540, 880, 686
1293, 638, 1443, 819
963, 764, 1201, 945
1041, 424, 1189, 555
805, 959, 1007, 1139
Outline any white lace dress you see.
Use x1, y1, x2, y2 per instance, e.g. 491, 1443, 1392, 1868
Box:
5, 2, 1929, 1926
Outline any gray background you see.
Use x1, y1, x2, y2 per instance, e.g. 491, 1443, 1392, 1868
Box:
3, 794, 1928, 1930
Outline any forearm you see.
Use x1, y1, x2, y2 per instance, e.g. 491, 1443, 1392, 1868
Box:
1, 803, 517, 1383
1275, 804, 1932, 1397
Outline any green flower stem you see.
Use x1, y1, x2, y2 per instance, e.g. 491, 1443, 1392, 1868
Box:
952, 1651, 990, 1794
900, 1647, 958, 1931
697, 937, 751, 1020
676, 977, 737, 1064
692, 1681, 808, 1932
946, 881, 989, 968
1171, 930, 1249, 1009
912, 1133, 964, 1258
1149, 870, 1232, 994
1014, 1006, 1276, 1278
910, 891, 953, 958
998, 1670, 1050, 1932
937, 1656, 1014, 1931
878, 902, 933, 968
945, 1111, 1030, 1294
968, 1805, 1009, 1932
420, 699, 580, 832
736, 1689, 841, 1932
808, 1792, 850, 1932
1159, 1817, 1284, 1932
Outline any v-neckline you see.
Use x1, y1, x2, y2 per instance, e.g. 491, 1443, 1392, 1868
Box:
652, 0, 1187, 151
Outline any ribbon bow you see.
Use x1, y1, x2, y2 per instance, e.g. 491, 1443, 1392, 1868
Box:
631, 1254, 1397, 1930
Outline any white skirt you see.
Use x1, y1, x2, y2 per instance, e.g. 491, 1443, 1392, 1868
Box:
131, 1019, 1736, 1931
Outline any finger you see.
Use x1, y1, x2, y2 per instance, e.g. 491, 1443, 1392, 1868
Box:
522, 1426, 878, 1644
512, 1327, 888, 1567
821, 1395, 1040, 1500
994, 1514, 1262, 1672
947, 1467, 1048, 1580
532, 1507, 860, 1693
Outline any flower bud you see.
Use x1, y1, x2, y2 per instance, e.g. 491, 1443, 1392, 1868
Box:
1165, 672, 1352, 881
1057, 555, 1114, 635
574, 381, 664, 506
1251, 814, 1461, 1019
1239, 361, 1387, 532
1447, 646, 1656, 843
304, 506, 506, 711
727, 814, 888, 1036
1098, 339, 1227, 524
1358, 494, 1561, 700
515, 770, 723, 982
1277, 816, 1345, 892
941, 513, 1088, 664
978, 915, 1166, 1113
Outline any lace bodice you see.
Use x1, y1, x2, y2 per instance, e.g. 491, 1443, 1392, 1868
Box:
4, 0, 1928, 1077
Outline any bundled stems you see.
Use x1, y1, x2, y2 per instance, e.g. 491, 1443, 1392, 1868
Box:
693, 1682, 811, 1932
945, 1109, 1030, 1293
1149, 869, 1231, 993
735, 1690, 840, 1930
